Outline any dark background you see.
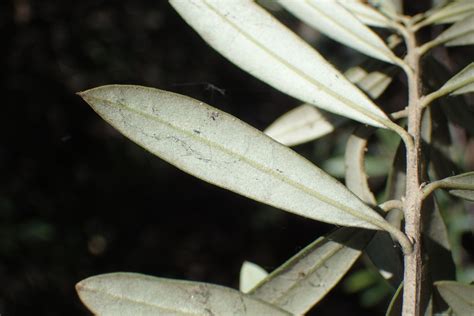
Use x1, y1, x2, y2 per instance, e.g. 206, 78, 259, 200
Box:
1, 1, 471, 315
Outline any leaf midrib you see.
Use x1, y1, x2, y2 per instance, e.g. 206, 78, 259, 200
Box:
86, 92, 385, 230
199, 0, 389, 127
305, 0, 392, 61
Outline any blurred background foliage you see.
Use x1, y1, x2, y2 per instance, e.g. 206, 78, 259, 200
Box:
1, 0, 472, 315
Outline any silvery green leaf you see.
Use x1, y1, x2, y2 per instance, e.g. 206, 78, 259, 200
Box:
264, 104, 345, 146
170, 0, 391, 128
435, 281, 474, 315
76, 272, 291, 316
436, 14, 474, 47
249, 227, 373, 315
449, 189, 474, 201
439, 172, 474, 201
344, 126, 377, 205
369, 0, 403, 16
239, 261, 268, 294
422, 0, 474, 25
278, 0, 399, 63
440, 172, 474, 190
338, 0, 392, 28
79, 85, 410, 236
424, 57, 474, 136
437, 63, 474, 96
265, 60, 397, 146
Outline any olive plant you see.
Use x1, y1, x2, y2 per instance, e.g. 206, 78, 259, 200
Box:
75, 0, 474, 315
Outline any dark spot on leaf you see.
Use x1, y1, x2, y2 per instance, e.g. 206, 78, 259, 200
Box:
210, 111, 219, 121
193, 129, 201, 134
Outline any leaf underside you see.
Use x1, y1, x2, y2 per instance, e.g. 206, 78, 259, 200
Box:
249, 227, 373, 315
76, 273, 291, 315
170, 0, 390, 128
79, 85, 393, 231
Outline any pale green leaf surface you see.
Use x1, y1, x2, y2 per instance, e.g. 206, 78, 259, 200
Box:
264, 104, 345, 146
79, 85, 398, 231
437, 14, 474, 47
249, 227, 373, 315
76, 272, 291, 316
440, 171, 474, 190
438, 63, 474, 96
170, 0, 390, 128
265, 61, 396, 146
449, 189, 474, 201
369, 0, 403, 15
435, 281, 474, 315
239, 261, 268, 294
278, 0, 398, 63
423, 0, 474, 25
338, 0, 392, 28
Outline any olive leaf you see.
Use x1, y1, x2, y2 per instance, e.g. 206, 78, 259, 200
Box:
79, 85, 413, 244
338, 0, 392, 28
264, 105, 344, 147
436, 14, 474, 47
435, 281, 474, 316
421, 0, 474, 25
425, 172, 474, 199
265, 60, 398, 146
427, 62, 474, 101
439, 172, 474, 201
169, 0, 392, 128
369, 0, 403, 18
76, 273, 291, 315
239, 261, 268, 294
249, 227, 373, 315
277, 0, 399, 63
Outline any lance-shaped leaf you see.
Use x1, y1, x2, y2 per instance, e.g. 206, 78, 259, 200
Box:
439, 172, 474, 201
437, 14, 474, 47
423, 57, 474, 136
432, 63, 474, 98
79, 85, 414, 242
422, 0, 474, 25
265, 60, 397, 146
239, 261, 268, 294
369, 0, 403, 18
76, 273, 291, 315
338, 0, 392, 28
264, 105, 345, 146
170, 0, 391, 128
422, 13, 474, 52
249, 227, 373, 315
435, 281, 474, 315
277, 0, 398, 64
